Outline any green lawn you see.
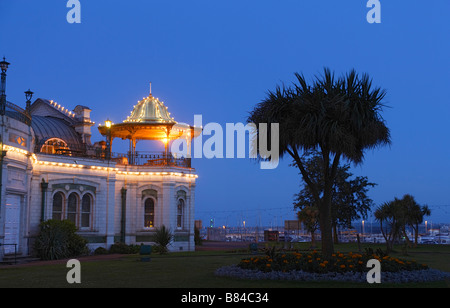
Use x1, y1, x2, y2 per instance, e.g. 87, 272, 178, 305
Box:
0, 243, 448, 288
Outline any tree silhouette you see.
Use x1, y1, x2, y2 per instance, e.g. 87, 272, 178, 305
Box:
248, 68, 390, 258
293, 153, 376, 243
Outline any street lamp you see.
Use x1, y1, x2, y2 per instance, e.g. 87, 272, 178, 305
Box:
0, 57, 9, 73
105, 119, 112, 160
25, 89, 33, 114
25, 89, 33, 101
0, 57, 10, 116
0, 57, 9, 233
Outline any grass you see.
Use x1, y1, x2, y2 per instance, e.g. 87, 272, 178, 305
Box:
0, 243, 448, 288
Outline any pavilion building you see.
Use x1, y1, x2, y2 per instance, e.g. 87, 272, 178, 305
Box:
0, 59, 200, 259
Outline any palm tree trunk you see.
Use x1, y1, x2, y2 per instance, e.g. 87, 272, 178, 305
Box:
319, 153, 341, 259
311, 230, 316, 249
402, 227, 412, 248
413, 224, 419, 247
318, 200, 334, 259
333, 223, 339, 244
379, 220, 391, 253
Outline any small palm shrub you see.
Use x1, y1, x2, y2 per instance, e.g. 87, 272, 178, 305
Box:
151, 225, 173, 254
34, 219, 88, 260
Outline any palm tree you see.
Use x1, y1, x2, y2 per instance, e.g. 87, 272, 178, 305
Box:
415, 205, 431, 245
248, 68, 390, 258
293, 153, 376, 244
375, 195, 431, 251
399, 194, 430, 247
151, 225, 173, 254
374, 200, 401, 253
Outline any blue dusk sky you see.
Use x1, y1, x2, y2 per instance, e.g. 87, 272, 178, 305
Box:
1, 1, 449, 227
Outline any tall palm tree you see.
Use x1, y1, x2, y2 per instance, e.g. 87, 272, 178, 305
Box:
248, 68, 390, 258
375, 195, 431, 250
400, 194, 430, 246
374, 200, 401, 253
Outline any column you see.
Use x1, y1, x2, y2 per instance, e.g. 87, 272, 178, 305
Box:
105, 172, 116, 248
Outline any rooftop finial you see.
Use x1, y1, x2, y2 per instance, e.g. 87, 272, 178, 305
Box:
149, 82, 152, 97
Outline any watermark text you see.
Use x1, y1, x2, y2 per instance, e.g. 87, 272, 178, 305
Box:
66, 259, 81, 284
67, 0, 81, 24
366, 0, 381, 23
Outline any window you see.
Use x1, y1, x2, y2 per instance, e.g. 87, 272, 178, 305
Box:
144, 198, 155, 228
52, 192, 64, 220
49, 190, 94, 229
40, 138, 70, 155
67, 193, 78, 225
177, 199, 185, 229
81, 194, 92, 228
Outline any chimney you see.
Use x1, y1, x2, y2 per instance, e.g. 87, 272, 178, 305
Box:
73, 105, 94, 145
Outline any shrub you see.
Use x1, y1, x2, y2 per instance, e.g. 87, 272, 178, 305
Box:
109, 242, 141, 254
94, 247, 108, 255
34, 219, 88, 260
238, 250, 428, 274
150, 244, 162, 254
151, 225, 173, 254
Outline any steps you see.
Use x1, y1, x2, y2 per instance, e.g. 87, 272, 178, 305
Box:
0, 254, 40, 265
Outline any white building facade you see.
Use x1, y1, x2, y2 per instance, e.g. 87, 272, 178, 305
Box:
0, 84, 198, 259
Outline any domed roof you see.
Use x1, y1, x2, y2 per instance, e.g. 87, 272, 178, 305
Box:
31, 115, 84, 150
98, 85, 200, 141
123, 94, 176, 124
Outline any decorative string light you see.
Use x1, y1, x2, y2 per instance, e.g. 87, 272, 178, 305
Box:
3, 144, 198, 179
47, 99, 76, 118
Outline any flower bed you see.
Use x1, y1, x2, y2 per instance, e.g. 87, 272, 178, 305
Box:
238, 250, 428, 274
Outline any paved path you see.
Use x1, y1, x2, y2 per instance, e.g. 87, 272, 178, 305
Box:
1, 253, 127, 268
195, 241, 256, 251
1, 241, 256, 267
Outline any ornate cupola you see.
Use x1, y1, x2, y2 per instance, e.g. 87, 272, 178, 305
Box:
124, 87, 176, 125
98, 83, 201, 165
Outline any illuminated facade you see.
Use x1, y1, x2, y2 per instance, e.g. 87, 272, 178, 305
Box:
0, 83, 199, 259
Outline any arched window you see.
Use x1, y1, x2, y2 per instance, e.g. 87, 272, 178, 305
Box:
52, 192, 64, 220
144, 198, 155, 228
67, 193, 78, 225
177, 199, 185, 229
40, 138, 70, 155
81, 194, 92, 228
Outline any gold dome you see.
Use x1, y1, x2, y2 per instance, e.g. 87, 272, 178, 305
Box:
124, 94, 176, 124
98, 85, 201, 142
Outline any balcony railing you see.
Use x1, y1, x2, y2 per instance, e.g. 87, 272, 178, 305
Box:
35, 143, 191, 168
110, 151, 191, 168
6, 101, 32, 125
